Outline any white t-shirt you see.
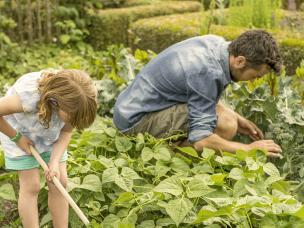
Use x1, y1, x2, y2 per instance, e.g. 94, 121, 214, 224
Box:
0, 71, 66, 158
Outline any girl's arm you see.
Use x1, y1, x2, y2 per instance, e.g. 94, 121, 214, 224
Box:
0, 95, 24, 138
46, 123, 73, 181
49, 123, 73, 164
0, 95, 33, 154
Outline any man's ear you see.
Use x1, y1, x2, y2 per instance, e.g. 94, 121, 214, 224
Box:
233, 56, 247, 69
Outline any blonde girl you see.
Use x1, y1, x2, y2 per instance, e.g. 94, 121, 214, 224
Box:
0, 69, 97, 228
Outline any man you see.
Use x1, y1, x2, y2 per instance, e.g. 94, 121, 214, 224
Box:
113, 30, 282, 157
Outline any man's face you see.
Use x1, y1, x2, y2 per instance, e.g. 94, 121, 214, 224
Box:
230, 56, 271, 82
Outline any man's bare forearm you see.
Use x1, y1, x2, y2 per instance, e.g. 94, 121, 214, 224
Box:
193, 133, 248, 153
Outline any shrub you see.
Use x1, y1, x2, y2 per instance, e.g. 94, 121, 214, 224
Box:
130, 12, 304, 74
86, 1, 202, 49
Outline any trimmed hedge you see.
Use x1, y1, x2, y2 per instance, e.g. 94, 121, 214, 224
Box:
123, 0, 202, 8
87, 1, 202, 50
130, 12, 304, 74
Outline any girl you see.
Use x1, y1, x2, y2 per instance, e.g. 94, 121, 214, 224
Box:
0, 69, 97, 228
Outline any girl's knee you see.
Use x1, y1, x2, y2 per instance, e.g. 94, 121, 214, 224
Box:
20, 181, 41, 196
18, 169, 41, 196
48, 176, 68, 193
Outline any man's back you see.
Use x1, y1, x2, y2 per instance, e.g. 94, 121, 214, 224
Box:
113, 35, 231, 142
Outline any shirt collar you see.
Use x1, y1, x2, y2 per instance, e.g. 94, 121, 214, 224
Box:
219, 41, 232, 86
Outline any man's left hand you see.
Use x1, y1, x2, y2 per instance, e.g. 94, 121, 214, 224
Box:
237, 116, 264, 141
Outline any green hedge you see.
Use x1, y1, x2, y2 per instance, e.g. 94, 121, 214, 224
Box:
130, 12, 304, 75
87, 1, 202, 50
123, 0, 201, 8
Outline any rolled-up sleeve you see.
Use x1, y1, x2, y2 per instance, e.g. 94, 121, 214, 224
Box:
186, 69, 219, 143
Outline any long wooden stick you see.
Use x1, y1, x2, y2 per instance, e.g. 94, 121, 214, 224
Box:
29, 146, 90, 226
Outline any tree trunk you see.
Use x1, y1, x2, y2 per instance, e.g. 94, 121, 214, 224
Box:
37, 0, 42, 41
288, 0, 297, 10
45, 0, 52, 42
54, 0, 61, 39
27, 0, 33, 43
17, 0, 24, 42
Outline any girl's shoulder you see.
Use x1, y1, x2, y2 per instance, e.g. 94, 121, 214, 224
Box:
11, 71, 42, 113
13, 71, 42, 92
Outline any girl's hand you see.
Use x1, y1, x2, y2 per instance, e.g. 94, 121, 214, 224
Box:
16, 135, 34, 155
45, 161, 60, 182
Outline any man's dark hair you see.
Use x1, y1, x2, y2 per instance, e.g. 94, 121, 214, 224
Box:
228, 30, 282, 74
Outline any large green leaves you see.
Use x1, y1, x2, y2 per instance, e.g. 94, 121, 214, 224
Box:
154, 176, 183, 196
0, 183, 16, 201
165, 198, 193, 226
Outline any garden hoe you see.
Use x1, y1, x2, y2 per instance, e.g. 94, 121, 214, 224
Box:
29, 145, 90, 226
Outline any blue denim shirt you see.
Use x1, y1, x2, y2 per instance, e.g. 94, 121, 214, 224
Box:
113, 35, 232, 143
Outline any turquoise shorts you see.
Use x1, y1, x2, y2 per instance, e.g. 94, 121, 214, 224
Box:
5, 151, 68, 171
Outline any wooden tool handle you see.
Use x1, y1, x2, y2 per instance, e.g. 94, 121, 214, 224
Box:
29, 146, 90, 226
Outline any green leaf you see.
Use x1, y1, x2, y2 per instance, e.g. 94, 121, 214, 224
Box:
201, 148, 215, 160
137, 220, 155, 228
263, 162, 280, 177
80, 174, 102, 192
294, 205, 304, 219
236, 149, 248, 161
0, 183, 16, 201
186, 179, 215, 198
192, 163, 213, 174
99, 156, 114, 168
103, 214, 120, 227
59, 34, 70, 44
265, 176, 282, 185
102, 167, 119, 184
67, 177, 81, 192
154, 176, 183, 196
105, 127, 116, 138
176, 146, 198, 158
171, 157, 190, 173
211, 173, 226, 185
215, 156, 239, 165
195, 206, 232, 223
156, 217, 175, 226
135, 133, 145, 152
114, 192, 134, 204
155, 160, 171, 177
115, 176, 133, 192
228, 168, 244, 180
246, 157, 260, 170
121, 167, 141, 180
114, 158, 128, 168
117, 222, 135, 228
154, 145, 171, 161
141, 147, 154, 163
245, 185, 258, 196
165, 198, 193, 226
40, 212, 52, 227
115, 136, 133, 153
233, 179, 249, 197
205, 197, 234, 207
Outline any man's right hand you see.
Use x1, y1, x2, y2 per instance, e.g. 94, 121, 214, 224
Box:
16, 135, 34, 155
247, 140, 282, 158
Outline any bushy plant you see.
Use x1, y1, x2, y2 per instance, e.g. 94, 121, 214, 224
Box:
227, 0, 281, 29
2, 118, 304, 227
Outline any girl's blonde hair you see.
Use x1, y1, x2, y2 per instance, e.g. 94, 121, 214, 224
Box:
38, 69, 97, 130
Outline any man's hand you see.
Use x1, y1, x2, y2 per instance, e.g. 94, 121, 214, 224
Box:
246, 140, 282, 158
237, 116, 264, 140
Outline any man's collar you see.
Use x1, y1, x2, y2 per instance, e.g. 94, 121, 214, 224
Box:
220, 41, 232, 86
